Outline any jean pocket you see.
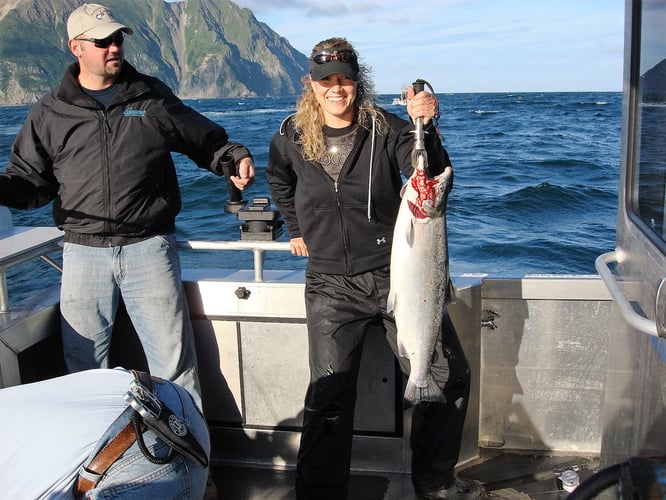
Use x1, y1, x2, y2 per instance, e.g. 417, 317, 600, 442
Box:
155, 233, 176, 249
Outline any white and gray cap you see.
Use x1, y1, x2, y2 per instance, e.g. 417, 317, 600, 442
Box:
67, 3, 133, 40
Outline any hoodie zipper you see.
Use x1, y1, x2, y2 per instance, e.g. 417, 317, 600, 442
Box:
331, 178, 353, 275
315, 121, 375, 276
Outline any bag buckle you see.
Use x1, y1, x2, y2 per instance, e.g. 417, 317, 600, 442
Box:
124, 378, 162, 419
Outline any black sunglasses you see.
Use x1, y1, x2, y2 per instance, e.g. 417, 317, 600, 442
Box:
311, 49, 356, 65
76, 31, 124, 49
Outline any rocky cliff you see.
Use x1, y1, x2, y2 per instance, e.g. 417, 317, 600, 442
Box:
0, 0, 309, 104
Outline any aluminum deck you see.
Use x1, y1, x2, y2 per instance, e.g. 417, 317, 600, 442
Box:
207, 451, 602, 499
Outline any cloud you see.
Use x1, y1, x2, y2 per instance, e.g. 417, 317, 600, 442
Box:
232, 0, 624, 93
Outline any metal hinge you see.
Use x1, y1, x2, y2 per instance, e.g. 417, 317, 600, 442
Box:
481, 309, 501, 330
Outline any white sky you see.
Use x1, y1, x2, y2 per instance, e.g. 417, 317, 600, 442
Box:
231, 0, 625, 94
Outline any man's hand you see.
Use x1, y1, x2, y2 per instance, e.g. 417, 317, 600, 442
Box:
230, 157, 255, 190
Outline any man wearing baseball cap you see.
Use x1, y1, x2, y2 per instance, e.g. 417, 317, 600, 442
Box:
67, 3, 133, 40
0, 3, 255, 416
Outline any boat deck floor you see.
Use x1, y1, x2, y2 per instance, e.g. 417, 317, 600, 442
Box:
207, 450, 607, 499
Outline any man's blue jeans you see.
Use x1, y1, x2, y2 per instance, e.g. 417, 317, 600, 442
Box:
60, 234, 202, 408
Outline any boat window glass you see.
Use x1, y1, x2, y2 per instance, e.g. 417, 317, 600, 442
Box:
632, 0, 666, 245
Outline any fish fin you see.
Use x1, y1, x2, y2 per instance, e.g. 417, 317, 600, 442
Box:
396, 333, 409, 359
399, 181, 409, 198
403, 374, 446, 405
438, 166, 453, 183
387, 290, 396, 313
404, 219, 416, 247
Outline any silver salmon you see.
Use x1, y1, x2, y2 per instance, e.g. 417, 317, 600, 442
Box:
387, 156, 452, 405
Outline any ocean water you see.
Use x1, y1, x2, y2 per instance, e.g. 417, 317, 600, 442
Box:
0, 92, 621, 306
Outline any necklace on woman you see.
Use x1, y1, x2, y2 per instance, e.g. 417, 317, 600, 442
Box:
320, 123, 358, 180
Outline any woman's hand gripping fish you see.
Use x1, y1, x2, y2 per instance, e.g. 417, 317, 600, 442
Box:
387, 155, 453, 405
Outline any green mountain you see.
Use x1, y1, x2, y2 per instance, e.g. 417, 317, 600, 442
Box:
0, 0, 309, 104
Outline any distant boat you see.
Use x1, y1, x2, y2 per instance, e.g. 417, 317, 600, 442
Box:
392, 87, 408, 105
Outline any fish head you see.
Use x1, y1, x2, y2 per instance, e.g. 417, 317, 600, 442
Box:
405, 161, 452, 219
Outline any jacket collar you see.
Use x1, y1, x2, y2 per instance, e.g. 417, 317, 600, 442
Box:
57, 61, 149, 107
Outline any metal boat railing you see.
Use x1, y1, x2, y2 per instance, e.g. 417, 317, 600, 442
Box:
178, 240, 291, 282
0, 227, 63, 313
595, 250, 659, 337
0, 234, 293, 312
0, 250, 63, 312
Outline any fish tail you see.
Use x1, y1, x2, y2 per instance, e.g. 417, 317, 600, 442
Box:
403, 374, 446, 405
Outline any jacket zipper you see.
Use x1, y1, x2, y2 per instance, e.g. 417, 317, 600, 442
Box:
314, 126, 365, 276
333, 176, 353, 276
100, 110, 112, 238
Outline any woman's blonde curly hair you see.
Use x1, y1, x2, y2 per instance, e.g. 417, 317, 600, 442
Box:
294, 37, 388, 161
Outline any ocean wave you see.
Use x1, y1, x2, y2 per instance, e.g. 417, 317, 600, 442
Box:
203, 107, 293, 119
503, 181, 614, 206
0, 125, 21, 136
455, 230, 615, 273
449, 182, 616, 223
448, 219, 615, 275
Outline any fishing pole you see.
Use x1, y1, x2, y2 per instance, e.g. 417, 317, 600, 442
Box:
411, 78, 440, 178
219, 154, 246, 213
411, 79, 427, 170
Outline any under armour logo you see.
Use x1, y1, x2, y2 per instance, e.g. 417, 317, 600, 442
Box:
377, 237, 386, 245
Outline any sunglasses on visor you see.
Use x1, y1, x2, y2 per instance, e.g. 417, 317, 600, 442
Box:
311, 49, 356, 65
76, 31, 124, 49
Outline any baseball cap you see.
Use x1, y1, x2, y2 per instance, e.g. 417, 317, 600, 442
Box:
309, 49, 359, 81
67, 3, 133, 40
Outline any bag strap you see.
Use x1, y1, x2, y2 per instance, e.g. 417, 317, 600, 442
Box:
74, 411, 145, 497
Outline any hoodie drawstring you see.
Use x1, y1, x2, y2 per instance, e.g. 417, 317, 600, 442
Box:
367, 116, 376, 222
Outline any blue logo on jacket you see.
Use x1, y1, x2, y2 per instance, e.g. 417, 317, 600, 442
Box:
123, 108, 146, 117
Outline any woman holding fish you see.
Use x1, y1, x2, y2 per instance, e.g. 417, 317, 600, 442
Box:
267, 37, 484, 500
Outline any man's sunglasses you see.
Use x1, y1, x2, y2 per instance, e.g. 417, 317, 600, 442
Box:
76, 32, 124, 49
311, 50, 356, 65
